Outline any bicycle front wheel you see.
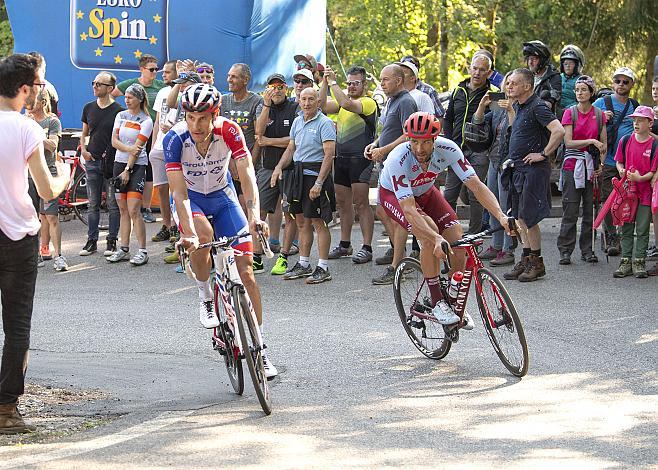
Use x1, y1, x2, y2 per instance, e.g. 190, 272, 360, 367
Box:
394, 257, 451, 360
475, 268, 529, 377
233, 286, 272, 415
214, 282, 243, 395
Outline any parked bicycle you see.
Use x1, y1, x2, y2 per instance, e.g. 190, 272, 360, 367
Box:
178, 228, 274, 415
393, 223, 529, 377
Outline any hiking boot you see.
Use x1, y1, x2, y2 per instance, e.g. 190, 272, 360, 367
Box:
130, 251, 149, 266
152, 225, 170, 242
262, 354, 278, 379
305, 266, 332, 284
581, 253, 599, 263
328, 245, 353, 259
0, 403, 36, 434
169, 225, 180, 243
490, 250, 515, 267
270, 254, 288, 275
518, 255, 545, 282
633, 258, 648, 279
283, 262, 312, 280
104, 239, 118, 257
375, 247, 394, 265
39, 245, 52, 260
480, 246, 499, 260
142, 208, 157, 223
79, 239, 97, 256
504, 256, 528, 280
559, 253, 571, 265
613, 258, 632, 278
199, 300, 219, 328
372, 265, 396, 285
53, 255, 68, 272
352, 248, 373, 264
432, 300, 460, 325
647, 263, 658, 276
164, 251, 180, 264
252, 257, 265, 274
107, 249, 130, 263
606, 235, 621, 257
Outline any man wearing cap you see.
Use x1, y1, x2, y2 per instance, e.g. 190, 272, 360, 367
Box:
255, 73, 299, 275
400, 55, 446, 119
397, 61, 434, 114
443, 50, 495, 234
294, 53, 321, 85
292, 68, 316, 107
593, 67, 639, 257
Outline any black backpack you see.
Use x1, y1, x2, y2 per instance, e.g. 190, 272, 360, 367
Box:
603, 95, 639, 148
618, 134, 658, 168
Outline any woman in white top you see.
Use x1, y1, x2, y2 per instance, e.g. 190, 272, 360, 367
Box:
109, 84, 153, 266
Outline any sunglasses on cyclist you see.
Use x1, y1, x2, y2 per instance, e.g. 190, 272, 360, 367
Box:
144, 67, 158, 73
91, 81, 112, 87
294, 78, 312, 85
197, 67, 214, 74
268, 84, 286, 91
347, 80, 363, 87
296, 61, 312, 70
614, 78, 631, 85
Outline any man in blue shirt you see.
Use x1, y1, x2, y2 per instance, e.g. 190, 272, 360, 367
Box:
271, 88, 337, 284
593, 67, 638, 256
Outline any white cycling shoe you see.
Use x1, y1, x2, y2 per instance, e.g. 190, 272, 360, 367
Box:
199, 300, 219, 329
262, 354, 278, 379
432, 300, 460, 325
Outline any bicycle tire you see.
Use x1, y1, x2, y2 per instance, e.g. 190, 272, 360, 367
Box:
394, 257, 451, 360
214, 282, 243, 395
233, 286, 272, 415
475, 268, 529, 377
72, 173, 110, 231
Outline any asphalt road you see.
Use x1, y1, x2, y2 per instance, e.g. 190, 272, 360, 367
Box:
0, 216, 657, 469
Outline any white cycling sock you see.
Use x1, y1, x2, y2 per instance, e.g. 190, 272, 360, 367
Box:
299, 256, 310, 268
196, 280, 213, 301
318, 259, 329, 270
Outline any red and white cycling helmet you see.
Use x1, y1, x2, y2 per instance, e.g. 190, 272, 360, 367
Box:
181, 83, 221, 113
404, 111, 441, 139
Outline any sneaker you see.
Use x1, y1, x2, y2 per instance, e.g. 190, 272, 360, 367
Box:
490, 250, 515, 267
410, 249, 420, 261
199, 300, 219, 328
262, 354, 278, 379
130, 251, 149, 266
432, 300, 460, 325
305, 265, 332, 284
518, 255, 546, 282
79, 239, 97, 256
632, 258, 648, 279
169, 225, 180, 243
504, 256, 528, 280
328, 245, 353, 259
372, 265, 396, 285
142, 208, 157, 223
480, 246, 499, 260
352, 248, 373, 264
0, 403, 36, 434
253, 257, 265, 274
151, 225, 170, 242
104, 239, 118, 257
37, 255, 45, 268
461, 311, 474, 330
39, 245, 52, 260
288, 243, 299, 256
164, 251, 180, 264
559, 253, 571, 265
107, 249, 130, 263
53, 255, 68, 272
269, 240, 281, 254
646, 245, 658, 260
375, 247, 394, 265
165, 243, 176, 253
270, 254, 288, 275
283, 262, 313, 280
613, 258, 632, 278
581, 253, 599, 263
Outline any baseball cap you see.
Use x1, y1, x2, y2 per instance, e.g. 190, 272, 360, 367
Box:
317, 62, 325, 73
293, 68, 314, 82
400, 55, 420, 69
173, 72, 202, 84
266, 73, 287, 85
293, 53, 318, 71
629, 105, 654, 121
613, 67, 635, 82
396, 61, 418, 78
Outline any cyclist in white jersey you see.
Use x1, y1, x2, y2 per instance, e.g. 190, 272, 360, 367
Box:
164, 83, 277, 378
379, 112, 510, 326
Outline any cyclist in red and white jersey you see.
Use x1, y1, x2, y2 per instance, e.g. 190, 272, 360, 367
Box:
164, 83, 277, 378
379, 112, 510, 326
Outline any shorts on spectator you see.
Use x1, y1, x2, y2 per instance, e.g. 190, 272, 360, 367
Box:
509, 162, 551, 228
334, 156, 373, 187
288, 174, 336, 224
39, 197, 58, 216
149, 148, 168, 187
379, 185, 458, 234
258, 167, 293, 214
113, 162, 147, 198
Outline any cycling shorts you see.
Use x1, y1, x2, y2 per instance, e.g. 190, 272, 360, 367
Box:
379, 185, 458, 234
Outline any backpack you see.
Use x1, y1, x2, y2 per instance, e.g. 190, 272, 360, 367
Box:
604, 95, 639, 147
570, 105, 604, 138
618, 134, 658, 168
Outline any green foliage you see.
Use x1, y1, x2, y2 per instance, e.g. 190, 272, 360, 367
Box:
0, 0, 13, 57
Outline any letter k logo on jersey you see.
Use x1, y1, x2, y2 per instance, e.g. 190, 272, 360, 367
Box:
392, 174, 408, 191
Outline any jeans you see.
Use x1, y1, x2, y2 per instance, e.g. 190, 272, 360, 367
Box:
621, 204, 651, 259
85, 160, 120, 241
0, 230, 38, 404
444, 161, 488, 234
557, 170, 594, 256
485, 160, 512, 251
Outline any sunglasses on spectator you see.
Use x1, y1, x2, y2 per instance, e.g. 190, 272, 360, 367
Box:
197, 67, 214, 74
144, 67, 158, 73
268, 84, 286, 90
91, 81, 112, 87
30, 81, 47, 90
294, 78, 312, 85
347, 80, 363, 87
297, 61, 312, 70
614, 78, 630, 85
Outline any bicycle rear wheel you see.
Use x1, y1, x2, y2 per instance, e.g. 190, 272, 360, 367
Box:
475, 268, 529, 377
72, 174, 110, 231
394, 257, 451, 360
233, 286, 272, 415
214, 282, 243, 394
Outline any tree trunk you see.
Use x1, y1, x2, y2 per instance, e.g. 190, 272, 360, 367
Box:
439, 0, 448, 88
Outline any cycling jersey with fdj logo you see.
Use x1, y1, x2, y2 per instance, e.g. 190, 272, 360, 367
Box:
379, 137, 475, 200
163, 116, 249, 195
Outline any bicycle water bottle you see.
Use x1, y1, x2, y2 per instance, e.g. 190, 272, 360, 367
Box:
447, 271, 464, 300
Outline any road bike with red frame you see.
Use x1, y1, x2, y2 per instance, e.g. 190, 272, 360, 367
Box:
393, 223, 529, 377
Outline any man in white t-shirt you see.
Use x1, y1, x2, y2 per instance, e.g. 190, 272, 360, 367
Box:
0, 53, 70, 434
397, 61, 434, 114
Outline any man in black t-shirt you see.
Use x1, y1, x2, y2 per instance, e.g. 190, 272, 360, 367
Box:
255, 73, 299, 275
79, 71, 123, 257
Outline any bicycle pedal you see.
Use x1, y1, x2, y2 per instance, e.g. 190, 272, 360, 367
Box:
408, 316, 425, 329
